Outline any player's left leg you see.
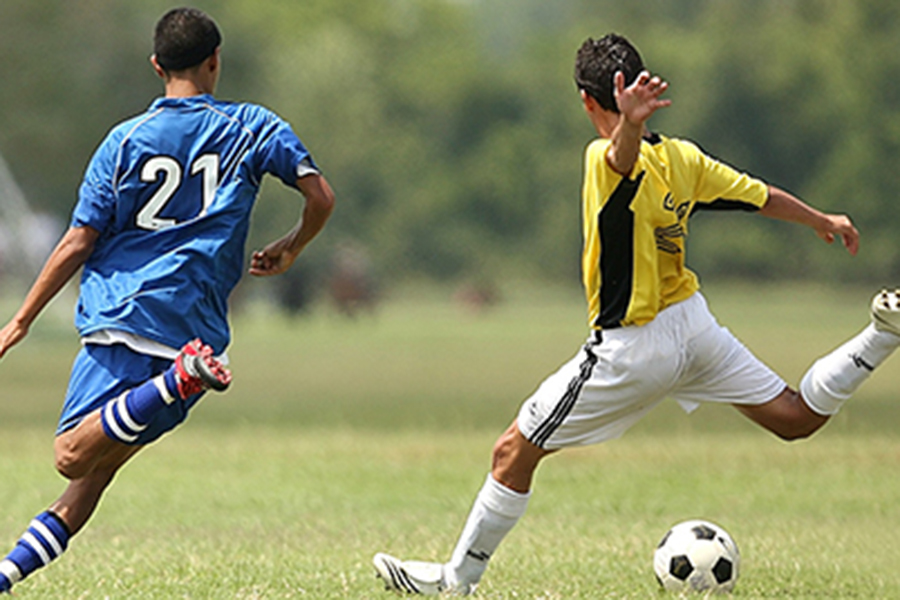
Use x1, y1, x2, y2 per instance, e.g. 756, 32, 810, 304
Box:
374, 421, 549, 595
0, 440, 138, 594
375, 319, 678, 595
51, 437, 141, 534
1, 339, 233, 594
444, 422, 551, 592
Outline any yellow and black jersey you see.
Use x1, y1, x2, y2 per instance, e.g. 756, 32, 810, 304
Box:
582, 132, 768, 330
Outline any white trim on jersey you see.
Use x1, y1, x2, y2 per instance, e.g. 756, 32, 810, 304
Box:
82, 329, 179, 360
81, 329, 229, 364
112, 108, 166, 199
297, 157, 320, 179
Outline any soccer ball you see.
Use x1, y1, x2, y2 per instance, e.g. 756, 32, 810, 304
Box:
653, 520, 740, 594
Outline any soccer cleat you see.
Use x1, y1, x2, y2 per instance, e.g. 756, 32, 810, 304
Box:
373, 553, 473, 596
871, 289, 900, 337
174, 338, 232, 398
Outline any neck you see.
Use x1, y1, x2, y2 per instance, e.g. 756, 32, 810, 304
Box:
165, 78, 212, 98
594, 110, 645, 140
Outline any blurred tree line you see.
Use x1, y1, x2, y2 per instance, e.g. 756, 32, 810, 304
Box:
0, 0, 898, 298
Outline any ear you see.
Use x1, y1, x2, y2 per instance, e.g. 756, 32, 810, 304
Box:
150, 54, 167, 80
580, 89, 597, 113
207, 47, 221, 73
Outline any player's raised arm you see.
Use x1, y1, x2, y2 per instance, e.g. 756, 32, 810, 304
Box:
248, 173, 335, 277
605, 70, 671, 176
0, 225, 98, 359
759, 185, 859, 256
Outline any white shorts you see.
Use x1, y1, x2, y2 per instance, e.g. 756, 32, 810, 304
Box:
517, 291, 787, 449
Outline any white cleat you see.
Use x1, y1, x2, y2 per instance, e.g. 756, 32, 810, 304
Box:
871, 289, 900, 336
373, 553, 474, 596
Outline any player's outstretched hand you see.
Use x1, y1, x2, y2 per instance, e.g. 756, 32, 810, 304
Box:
0, 319, 28, 360
816, 213, 859, 256
614, 70, 672, 125
248, 237, 298, 277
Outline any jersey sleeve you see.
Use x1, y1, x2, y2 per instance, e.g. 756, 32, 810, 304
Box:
686, 141, 768, 211
581, 139, 622, 203
71, 133, 119, 234
253, 112, 320, 189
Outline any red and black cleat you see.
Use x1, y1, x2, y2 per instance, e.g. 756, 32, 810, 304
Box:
174, 338, 232, 398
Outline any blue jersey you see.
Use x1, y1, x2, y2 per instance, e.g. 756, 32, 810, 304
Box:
71, 94, 317, 353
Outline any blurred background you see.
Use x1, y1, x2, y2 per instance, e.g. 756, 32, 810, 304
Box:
1, 0, 899, 313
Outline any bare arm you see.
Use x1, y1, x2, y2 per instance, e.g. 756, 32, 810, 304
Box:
0, 225, 98, 359
606, 70, 671, 176
248, 173, 336, 277
759, 185, 859, 256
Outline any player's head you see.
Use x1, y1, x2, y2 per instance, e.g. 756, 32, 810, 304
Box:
153, 7, 222, 73
574, 34, 644, 113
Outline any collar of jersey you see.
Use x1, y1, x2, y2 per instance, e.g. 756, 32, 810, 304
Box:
150, 94, 216, 110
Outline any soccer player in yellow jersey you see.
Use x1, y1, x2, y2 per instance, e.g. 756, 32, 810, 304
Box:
373, 34, 900, 595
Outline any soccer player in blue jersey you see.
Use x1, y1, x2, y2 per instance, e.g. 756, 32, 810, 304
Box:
0, 7, 334, 594
373, 34, 900, 595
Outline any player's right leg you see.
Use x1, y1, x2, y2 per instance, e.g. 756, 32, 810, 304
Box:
735, 289, 900, 437
58, 339, 230, 478
98, 338, 230, 447
797, 288, 900, 417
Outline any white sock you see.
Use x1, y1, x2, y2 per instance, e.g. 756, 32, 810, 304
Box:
445, 474, 530, 589
800, 324, 900, 415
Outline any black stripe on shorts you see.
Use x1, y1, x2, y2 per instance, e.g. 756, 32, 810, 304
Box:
528, 334, 601, 448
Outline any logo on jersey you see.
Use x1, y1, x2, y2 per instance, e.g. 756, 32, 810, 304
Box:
655, 193, 691, 254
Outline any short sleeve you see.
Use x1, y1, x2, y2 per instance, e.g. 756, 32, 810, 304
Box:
689, 142, 768, 210
71, 135, 118, 234
254, 113, 320, 188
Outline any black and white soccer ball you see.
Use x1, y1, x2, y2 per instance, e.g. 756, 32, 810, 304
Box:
653, 520, 740, 594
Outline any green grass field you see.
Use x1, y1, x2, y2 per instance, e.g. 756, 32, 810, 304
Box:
0, 282, 898, 598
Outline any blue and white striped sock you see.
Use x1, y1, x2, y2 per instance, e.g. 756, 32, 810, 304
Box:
100, 369, 179, 444
0, 511, 70, 593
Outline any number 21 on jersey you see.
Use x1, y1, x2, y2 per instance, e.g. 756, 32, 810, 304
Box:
136, 153, 219, 231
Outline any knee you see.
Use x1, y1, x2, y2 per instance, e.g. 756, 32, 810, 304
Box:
491, 434, 509, 463
739, 389, 829, 442
489, 422, 551, 493
771, 426, 816, 442
491, 427, 521, 471
54, 438, 90, 480
768, 404, 825, 442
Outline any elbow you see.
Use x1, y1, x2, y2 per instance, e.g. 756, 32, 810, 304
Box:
68, 240, 95, 263
317, 187, 336, 219
300, 175, 336, 220
61, 226, 99, 263
317, 179, 336, 216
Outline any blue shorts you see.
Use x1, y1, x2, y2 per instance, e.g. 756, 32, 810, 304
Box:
58, 343, 205, 445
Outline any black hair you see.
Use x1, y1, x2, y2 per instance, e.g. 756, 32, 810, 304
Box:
574, 34, 645, 113
154, 7, 222, 72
